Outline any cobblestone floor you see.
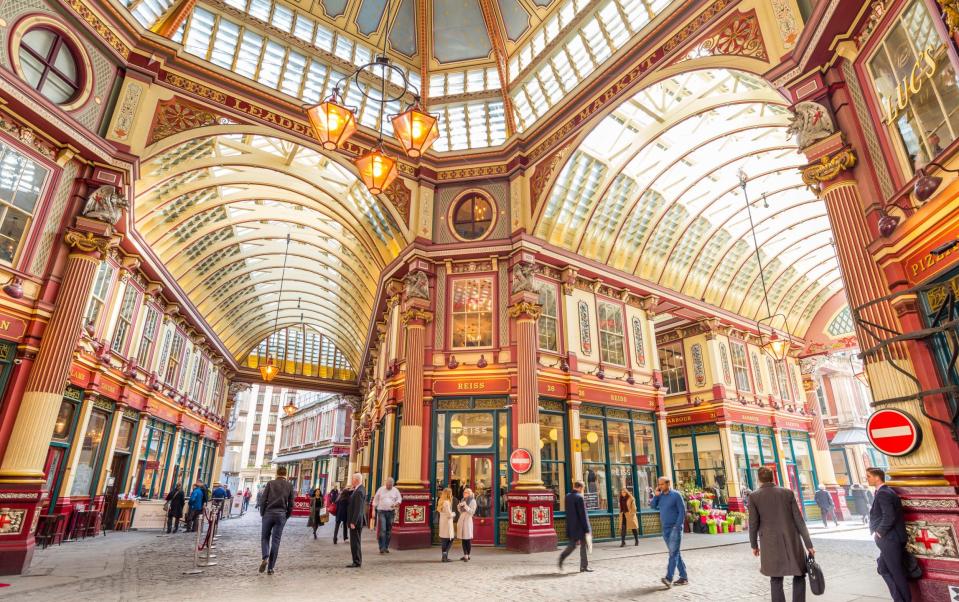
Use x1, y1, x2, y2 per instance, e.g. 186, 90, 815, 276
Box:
0, 512, 891, 602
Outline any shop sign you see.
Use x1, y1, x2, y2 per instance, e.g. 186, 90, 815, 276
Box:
571, 439, 582, 452
666, 409, 718, 426
97, 377, 122, 400
727, 409, 772, 427
181, 415, 201, 433
69, 364, 91, 387
880, 46, 938, 125
124, 390, 147, 411
906, 222, 959, 285
509, 448, 533, 474
867, 409, 922, 456
538, 380, 568, 398
579, 386, 644, 406
145, 400, 178, 423
0, 313, 27, 341
583, 492, 600, 510
144, 460, 159, 470
433, 377, 510, 395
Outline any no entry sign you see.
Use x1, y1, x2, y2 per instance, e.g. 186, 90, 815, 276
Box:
867, 409, 922, 457
510, 448, 533, 474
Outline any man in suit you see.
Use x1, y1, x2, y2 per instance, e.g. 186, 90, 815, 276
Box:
558, 480, 592, 573
748, 467, 814, 602
346, 472, 368, 568
867, 467, 911, 602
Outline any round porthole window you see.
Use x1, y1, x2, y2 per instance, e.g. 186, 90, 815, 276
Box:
12, 18, 92, 110
451, 192, 495, 241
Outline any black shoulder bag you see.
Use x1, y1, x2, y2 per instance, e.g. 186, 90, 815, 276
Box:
807, 555, 825, 596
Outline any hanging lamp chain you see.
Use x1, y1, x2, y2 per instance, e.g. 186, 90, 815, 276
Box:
271, 233, 292, 347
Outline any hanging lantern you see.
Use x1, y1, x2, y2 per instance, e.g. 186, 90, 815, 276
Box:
283, 398, 298, 417
259, 357, 279, 382
391, 101, 439, 158
586, 430, 598, 444
306, 90, 357, 151
764, 331, 790, 362
354, 146, 398, 194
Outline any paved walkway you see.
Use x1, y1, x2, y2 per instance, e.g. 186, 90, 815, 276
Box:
0, 512, 891, 601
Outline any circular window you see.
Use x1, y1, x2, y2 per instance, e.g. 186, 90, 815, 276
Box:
451, 193, 495, 240
18, 27, 82, 105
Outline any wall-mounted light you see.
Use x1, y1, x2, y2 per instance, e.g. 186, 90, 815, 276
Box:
914, 162, 959, 202
447, 354, 459, 369
2, 277, 23, 299
477, 355, 488, 368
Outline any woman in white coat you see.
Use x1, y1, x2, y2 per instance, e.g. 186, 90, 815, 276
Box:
456, 487, 477, 562
438, 487, 455, 562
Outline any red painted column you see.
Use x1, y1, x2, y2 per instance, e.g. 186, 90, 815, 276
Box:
800, 372, 849, 519
0, 220, 116, 575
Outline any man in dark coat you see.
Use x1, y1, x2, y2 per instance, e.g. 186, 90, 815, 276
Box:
558, 480, 592, 572
867, 467, 911, 602
813, 485, 839, 528
259, 466, 294, 575
346, 473, 367, 568
749, 467, 815, 602
165, 483, 185, 533
334, 487, 351, 544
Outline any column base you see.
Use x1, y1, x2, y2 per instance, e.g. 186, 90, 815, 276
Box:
390, 489, 432, 550
505, 489, 557, 553
0, 483, 45, 575
894, 484, 959, 601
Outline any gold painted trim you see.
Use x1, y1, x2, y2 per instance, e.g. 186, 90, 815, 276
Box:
9, 15, 95, 112
446, 188, 499, 243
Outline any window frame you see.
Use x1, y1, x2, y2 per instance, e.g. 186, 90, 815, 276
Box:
84, 261, 116, 335
164, 330, 185, 387
448, 274, 496, 350
135, 305, 162, 369
729, 340, 751, 393
537, 278, 562, 353
596, 298, 627, 367
0, 138, 51, 268
448, 189, 497, 241
657, 340, 687, 394
11, 20, 92, 110
110, 282, 141, 355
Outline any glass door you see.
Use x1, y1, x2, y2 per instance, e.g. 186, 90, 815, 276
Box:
448, 454, 495, 544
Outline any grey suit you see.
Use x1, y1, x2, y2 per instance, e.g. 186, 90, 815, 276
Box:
749, 483, 814, 602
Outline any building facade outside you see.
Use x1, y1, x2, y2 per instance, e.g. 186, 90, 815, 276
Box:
274, 392, 353, 497
220, 384, 293, 494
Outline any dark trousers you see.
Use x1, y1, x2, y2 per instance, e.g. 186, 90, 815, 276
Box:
185, 509, 200, 532
818, 506, 838, 527
166, 515, 180, 533
770, 576, 806, 602
376, 510, 394, 551
559, 537, 588, 570
441, 538, 453, 557
350, 526, 363, 566
334, 518, 349, 542
461, 538, 472, 556
260, 511, 288, 571
876, 537, 912, 602
620, 515, 638, 544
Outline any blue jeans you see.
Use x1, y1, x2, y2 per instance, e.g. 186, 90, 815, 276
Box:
662, 524, 687, 581
377, 510, 395, 551
261, 511, 288, 570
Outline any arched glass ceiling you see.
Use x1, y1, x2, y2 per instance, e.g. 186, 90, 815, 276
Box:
536, 69, 843, 335
136, 132, 406, 370
245, 326, 355, 381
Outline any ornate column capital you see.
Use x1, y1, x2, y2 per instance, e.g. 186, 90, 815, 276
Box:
400, 307, 433, 325
801, 147, 857, 192
64, 229, 117, 257
507, 300, 542, 320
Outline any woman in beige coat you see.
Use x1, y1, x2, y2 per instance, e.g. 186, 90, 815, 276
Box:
438, 487, 455, 562
456, 487, 477, 561
619, 488, 639, 546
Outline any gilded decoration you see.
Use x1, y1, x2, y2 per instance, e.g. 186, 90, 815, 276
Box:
530, 142, 573, 215
400, 308, 434, 324
111, 82, 143, 141
578, 301, 592, 355
435, 165, 508, 181
674, 10, 768, 64
63, 0, 132, 59
632, 317, 646, 367
770, 0, 800, 49
452, 261, 494, 274
857, 0, 890, 47
507, 301, 542, 320
939, 0, 959, 37
0, 509, 26, 535
65, 230, 115, 255
692, 343, 707, 388
751, 351, 764, 390
905, 521, 959, 558
148, 98, 231, 145
801, 148, 857, 190
382, 179, 412, 224
0, 114, 54, 159
719, 342, 733, 386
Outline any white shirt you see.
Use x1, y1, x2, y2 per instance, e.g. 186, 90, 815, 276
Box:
373, 486, 402, 511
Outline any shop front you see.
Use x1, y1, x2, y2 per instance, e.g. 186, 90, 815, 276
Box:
668, 425, 729, 508
101, 409, 139, 529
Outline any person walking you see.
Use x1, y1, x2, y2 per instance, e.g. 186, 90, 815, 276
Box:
164, 483, 185, 534
867, 467, 911, 602
652, 476, 688, 588
308, 487, 325, 539
372, 477, 403, 553
456, 487, 477, 562
748, 466, 815, 602
258, 466, 295, 575
346, 473, 367, 568
186, 481, 205, 532
437, 487, 455, 562
212, 483, 227, 519
850, 484, 869, 525
334, 486, 351, 544
558, 480, 592, 573
814, 484, 839, 528
255, 485, 264, 510
242, 487, 252, 513
619, 488, 639, 546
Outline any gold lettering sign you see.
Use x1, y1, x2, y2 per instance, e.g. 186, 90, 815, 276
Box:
610, 394, 627, 402
457, 381, 486, 391
881, 46, 938, 125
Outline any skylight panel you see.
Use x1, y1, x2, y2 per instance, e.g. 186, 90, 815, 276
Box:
466, 69, 485, 93
184, 7, 215, 58
293, 14, 315, 42
447, 71, 466, 95
210, 19, 241, 68
314, 25, 335, 52
333, 36, 354, 62
270, 3, 294, 31
236, 31, 264, 79
258, 40, 285, 88
248, 0, 271, 21
281, 50, 307, 95
131, 0, 176, 28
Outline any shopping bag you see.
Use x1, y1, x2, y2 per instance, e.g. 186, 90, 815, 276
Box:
807, 555, 825, 595
585, 533, 593, 553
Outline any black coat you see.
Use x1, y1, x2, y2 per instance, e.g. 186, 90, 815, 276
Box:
336, 489, 351, 520
565, 491, 591, 540
813, 488, 833, 509
166, 488, 185, 517
869, 485, 907, 543
347, 484, 367, 527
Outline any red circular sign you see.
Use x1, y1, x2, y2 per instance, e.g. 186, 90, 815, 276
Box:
509, 448, 533, 474
867, 409, 922, 457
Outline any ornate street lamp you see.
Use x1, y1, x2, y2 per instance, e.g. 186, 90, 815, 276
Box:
306, 90, 357, 151
354, 143, 398, 194
391, 100, 439, 158
283, 392, 298, 417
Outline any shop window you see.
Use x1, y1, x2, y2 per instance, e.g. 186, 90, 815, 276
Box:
669, 430, 728, 505
17, 27, 83, 105
137, 419, 176, 498
580, 417, 608, 511
607, 420, 632, 504
632, 422, 658, 509
164, 332, 184, 386
449, 412, 494, 449
830, 448, 850, 487
815, 380, 828, 415
451, 192, 494, 240
450, 277, 493, 348
539, 412, 566, 511
729, 341, 750, 392
52, 400, 76, 441
731, 429, 779, 492
0, 142, 46, 264
114, 419, 135, 453
69, 408, 110, 497
783, 432, 816, 503
658, 341, 687, 393
136, 307, 160, 368
537, 280, 559, 352
111, 285, 140, 354
597, 301, 625, 365
83, 261, 114, 331
866, 0, 959, 170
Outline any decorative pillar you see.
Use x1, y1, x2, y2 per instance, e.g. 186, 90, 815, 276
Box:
0, 221, 116, 574
718, 424, 743, 511
799, 361, 848, 519
505, 261, 557, 553
567, 400, 583, 482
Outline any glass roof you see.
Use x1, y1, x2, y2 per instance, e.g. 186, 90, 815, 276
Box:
122, 0, 680, 149
136, 132, 406, 368
245, 326, 356, 381
535, 69, 844, 336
